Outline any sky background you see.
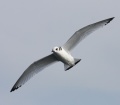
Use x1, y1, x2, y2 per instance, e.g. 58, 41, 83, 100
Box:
0, 0, 120, 105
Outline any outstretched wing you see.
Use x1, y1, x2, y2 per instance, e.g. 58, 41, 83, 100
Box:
63, 17, 114, 51
10, 54, 58, 92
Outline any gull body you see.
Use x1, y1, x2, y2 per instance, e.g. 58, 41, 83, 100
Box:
52, 47, 74, 65
10, 17, 114, 92
52, 46, 81, 70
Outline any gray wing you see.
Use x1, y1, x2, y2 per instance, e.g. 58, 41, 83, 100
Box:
10, 54, 58, 92
63, 17, 114, 51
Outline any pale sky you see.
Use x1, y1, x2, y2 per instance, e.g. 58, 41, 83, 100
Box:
0, 0, 120, 105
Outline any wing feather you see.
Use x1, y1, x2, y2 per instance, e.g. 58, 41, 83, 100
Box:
63, 17, 114, 51
10, 54, 58, 92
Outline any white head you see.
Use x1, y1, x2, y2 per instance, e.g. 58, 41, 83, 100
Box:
52, 46, 62, 53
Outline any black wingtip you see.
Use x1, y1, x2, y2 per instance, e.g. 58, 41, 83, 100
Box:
10, 86, 21, 92
10, 88, 14, 92
10, 87, 17, 92
107, 17, 115, 24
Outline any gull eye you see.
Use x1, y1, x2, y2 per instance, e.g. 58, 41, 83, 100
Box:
56, 48, 58, 51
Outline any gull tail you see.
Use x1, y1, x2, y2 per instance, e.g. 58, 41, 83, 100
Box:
64, 58, 81, 71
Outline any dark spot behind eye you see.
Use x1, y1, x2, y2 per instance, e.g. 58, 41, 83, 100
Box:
59, 47, 62, 50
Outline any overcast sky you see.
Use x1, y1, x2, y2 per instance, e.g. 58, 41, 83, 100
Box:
0, 0, 120, 105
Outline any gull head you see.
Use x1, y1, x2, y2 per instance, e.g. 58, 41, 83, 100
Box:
52, 46, 62, 53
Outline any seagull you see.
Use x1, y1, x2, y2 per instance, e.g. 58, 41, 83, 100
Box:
10, 17, 114, 92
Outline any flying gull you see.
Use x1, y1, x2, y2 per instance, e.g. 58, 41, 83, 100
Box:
10, 17, 114, 92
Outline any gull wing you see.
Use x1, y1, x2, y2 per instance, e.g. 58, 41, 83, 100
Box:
63, 17, 114, 51
10, 54, 58, 92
